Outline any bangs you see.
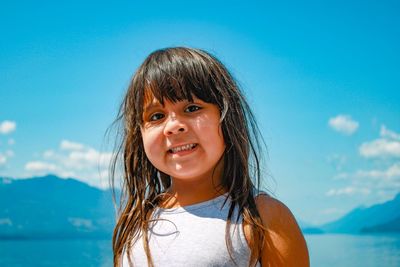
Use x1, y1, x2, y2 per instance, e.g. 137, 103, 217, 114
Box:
135, 48, 227, 122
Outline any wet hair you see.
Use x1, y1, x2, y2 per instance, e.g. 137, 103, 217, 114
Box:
110, 47, 266, 266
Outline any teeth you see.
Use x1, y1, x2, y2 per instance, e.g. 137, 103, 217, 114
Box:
170, 144, 196, 153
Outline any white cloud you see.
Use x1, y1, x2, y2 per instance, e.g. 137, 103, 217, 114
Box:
0, 154, 6, 165
25, 161, 57, 172
68, 217, 93, 229
62, 148, 112, 171
359, 139, 400, 158
56, 170, 77, 178
329, 126, 400, 199
24, 140, 114, 189
0, 120, 16, 134
381, 125, 400, 141
354, 162, 400, 180
0, 150, 14, 166
8, 138, 15, 145
359, 125, 400, 158
0, 218, 12, 226
5, 150, 14, 157
60, 140, 85, 151
43, 150, 55, 159
329, 162, 400, 198
326, 186, 371, 196
328, 115, 359, 135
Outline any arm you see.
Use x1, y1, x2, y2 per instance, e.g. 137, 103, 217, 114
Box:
255, 194, 309, 267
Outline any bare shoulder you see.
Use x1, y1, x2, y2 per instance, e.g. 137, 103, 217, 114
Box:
255, 194, 297, 228
255, 194, 310, 267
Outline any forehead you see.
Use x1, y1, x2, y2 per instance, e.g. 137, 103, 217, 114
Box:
142, 87, 195, 111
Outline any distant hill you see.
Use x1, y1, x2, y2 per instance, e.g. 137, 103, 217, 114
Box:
0, 175, 116, 239
320, 193, 400, 233
361, 216, 400, 233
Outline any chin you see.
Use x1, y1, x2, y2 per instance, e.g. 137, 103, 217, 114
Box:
169, 170, 207, 181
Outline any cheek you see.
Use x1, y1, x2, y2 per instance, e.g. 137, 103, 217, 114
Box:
195, 116, 225, 148
141, 129, 162, 161
202, 125, 226, 152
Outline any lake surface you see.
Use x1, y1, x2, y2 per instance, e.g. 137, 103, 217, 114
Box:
0, 238, 112, 267
306, 233, 400, 267
1, 234, 399, 266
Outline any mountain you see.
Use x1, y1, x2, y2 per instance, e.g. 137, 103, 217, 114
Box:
361, 216, 400, 233
320, 193, 400, 233
0, 175, 116, 239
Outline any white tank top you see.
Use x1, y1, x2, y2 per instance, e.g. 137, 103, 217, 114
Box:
122, 194, 261, 266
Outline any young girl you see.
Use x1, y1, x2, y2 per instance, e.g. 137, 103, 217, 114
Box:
110, 47, 309, 266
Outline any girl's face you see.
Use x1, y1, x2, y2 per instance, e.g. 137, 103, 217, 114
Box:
141, 95, 225, 183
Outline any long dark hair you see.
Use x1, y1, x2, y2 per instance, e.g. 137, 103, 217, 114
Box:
110, 47, 267, 266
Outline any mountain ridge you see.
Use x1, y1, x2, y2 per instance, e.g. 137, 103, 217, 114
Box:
0, 174, 115, 239
320, 193, 400, 233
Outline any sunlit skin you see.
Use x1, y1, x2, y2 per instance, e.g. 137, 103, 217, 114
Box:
244, 196, 310, 266
141, 96, 226, 207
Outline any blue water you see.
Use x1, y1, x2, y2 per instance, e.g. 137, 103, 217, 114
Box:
306, 234, 400, 267
0, 239, 112, 267
0, 234, 399, 266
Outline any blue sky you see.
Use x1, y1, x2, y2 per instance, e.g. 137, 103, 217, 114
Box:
1, 1, 399, 225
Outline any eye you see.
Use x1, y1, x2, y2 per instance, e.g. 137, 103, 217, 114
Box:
185, 105, 202, 113
149, 113, 165, 121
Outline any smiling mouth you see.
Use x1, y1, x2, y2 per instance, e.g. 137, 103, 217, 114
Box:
168, 143, 197, 154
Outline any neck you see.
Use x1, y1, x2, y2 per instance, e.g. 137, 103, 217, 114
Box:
162, 161, 226, 208
165, 180, 226, 208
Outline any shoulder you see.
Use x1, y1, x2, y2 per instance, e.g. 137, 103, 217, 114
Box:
255, 194, 310, 267
254, 194, 295, 228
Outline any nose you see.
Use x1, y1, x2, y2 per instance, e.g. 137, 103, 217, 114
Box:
163, 114, 188, 136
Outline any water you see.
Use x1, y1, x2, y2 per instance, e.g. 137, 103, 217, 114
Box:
0, 238, 113, 267
0, 234, 399, 266
306, 234, 400, 267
